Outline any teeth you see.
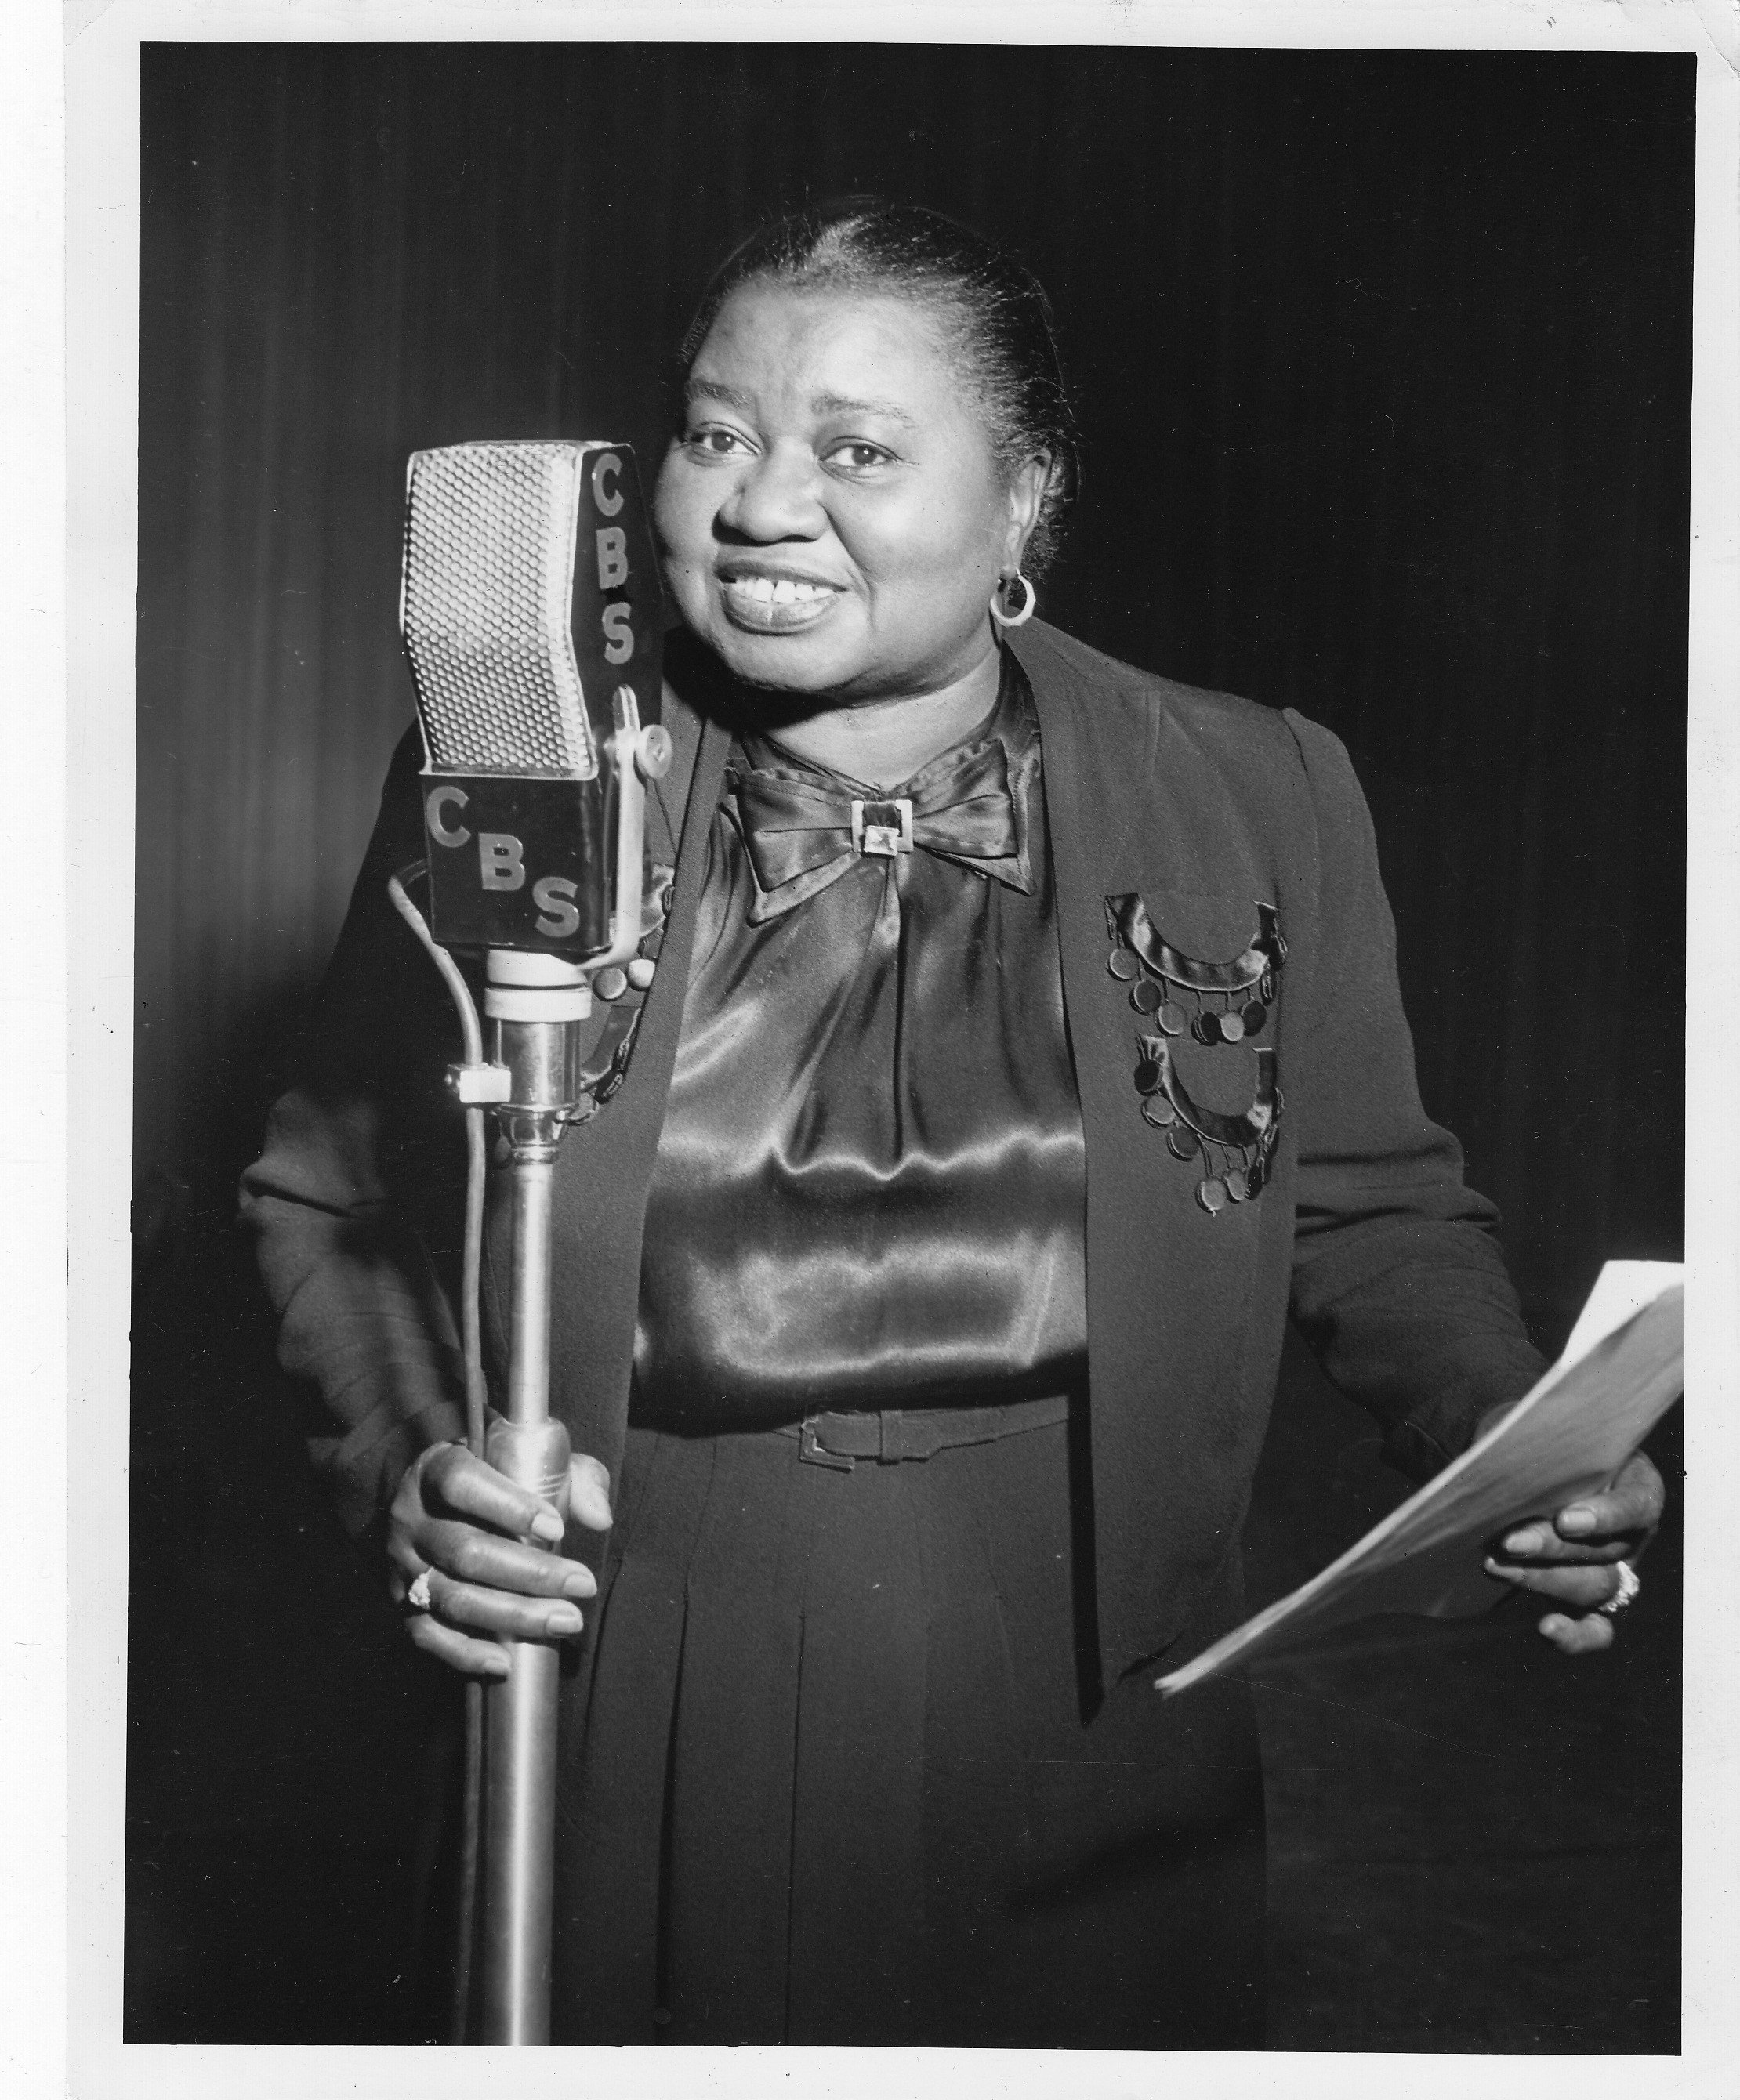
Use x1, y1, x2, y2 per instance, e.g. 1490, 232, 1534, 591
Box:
727, 575, 832, 603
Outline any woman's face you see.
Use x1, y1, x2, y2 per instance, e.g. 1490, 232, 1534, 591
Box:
655, 282, 1042, 705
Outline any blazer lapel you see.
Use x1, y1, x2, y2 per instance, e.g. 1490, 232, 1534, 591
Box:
1010, 623, 1297, 1677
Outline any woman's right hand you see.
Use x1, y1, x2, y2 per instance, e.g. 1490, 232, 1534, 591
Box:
386, 1441, 614, 1678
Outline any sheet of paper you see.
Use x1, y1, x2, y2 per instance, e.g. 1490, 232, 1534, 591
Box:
1156, 1260, 1684, 1696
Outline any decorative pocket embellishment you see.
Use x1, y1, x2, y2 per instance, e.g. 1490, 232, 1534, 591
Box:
1104, 893, 1285, 1041
1104, 895, 1287, 1214
1134, 1037, 1282, 1214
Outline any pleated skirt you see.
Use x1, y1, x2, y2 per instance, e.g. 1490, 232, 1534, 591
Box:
549, 1408, 1265, 2048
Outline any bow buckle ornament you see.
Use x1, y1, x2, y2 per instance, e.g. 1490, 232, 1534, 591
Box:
850, 798, 915, 858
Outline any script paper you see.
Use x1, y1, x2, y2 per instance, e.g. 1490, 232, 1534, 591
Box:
1156, 1261, 1685, 1696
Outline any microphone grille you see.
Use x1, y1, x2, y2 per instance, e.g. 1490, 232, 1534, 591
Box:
401, 441, 599, 777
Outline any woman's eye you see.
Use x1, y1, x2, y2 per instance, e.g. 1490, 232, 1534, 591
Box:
686, 426, 750, 458
825, 440, 893, 472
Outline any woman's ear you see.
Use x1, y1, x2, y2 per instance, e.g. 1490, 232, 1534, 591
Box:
1003, 452, 1052, 570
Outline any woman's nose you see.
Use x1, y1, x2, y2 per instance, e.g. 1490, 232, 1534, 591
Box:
716, 443, 825, 542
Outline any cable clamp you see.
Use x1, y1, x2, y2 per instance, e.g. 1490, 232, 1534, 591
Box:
448, 1061, 513, 1106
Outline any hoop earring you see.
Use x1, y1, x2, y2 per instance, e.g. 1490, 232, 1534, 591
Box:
990, 570, 1037, 628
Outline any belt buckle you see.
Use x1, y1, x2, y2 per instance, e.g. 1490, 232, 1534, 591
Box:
799, 1419, 856, 1472
850, 798, 914, 859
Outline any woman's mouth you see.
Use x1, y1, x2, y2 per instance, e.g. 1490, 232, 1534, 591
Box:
717, 573, 843, 635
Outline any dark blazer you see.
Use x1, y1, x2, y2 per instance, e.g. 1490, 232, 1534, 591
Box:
241, 619, 1543, 1678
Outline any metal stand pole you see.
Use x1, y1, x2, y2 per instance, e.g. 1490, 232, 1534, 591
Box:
476, 1000, 582, 2044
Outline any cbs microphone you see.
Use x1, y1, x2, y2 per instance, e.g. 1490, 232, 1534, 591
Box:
401, 437, 672, 985
398, 440, 670, 2046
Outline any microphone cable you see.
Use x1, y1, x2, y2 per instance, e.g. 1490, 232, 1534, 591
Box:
386, 863, 488, 2044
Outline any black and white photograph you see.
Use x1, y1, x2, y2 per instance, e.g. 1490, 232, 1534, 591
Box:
33, 4, 1740, 2093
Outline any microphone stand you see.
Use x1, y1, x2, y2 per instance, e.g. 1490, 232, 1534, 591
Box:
473, 686, 669, 2045
476, 959, 582, 2046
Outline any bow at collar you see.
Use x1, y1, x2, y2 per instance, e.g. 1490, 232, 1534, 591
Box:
730, 736, 1032, 925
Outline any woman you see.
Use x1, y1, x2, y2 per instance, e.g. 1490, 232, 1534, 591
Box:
241, 201, 1664, 2048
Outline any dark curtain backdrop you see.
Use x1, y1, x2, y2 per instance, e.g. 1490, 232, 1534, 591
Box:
129, 44, 1691, 2049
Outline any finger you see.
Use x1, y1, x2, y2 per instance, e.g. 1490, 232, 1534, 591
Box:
567, 1453, 614, 1533
1536, 1609, 1615, 1656
423, 1443, 565, 1544
407, 1611, 511, 1678
1552, 1454, 1666, 1542
421, 1519, 596, 1602
426, 1571, 587, 1643
1493, 1526, 1630, 1567
1484, 1559, 1628, 1611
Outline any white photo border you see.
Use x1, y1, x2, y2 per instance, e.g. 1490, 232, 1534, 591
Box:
46, 4, 1739, 2096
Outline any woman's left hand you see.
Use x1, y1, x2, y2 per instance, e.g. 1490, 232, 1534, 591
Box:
1483, 1449, 1666, 1654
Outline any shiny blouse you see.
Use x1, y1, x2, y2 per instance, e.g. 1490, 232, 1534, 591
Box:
631, 654, 1089, 1432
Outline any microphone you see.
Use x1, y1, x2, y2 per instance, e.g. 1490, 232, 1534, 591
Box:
400, 438, 672, 994
396, 440, 673, 2046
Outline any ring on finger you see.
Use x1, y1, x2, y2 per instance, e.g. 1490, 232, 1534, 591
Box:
1598, 1559, 1640, 1616
407, 1567, 435, 1611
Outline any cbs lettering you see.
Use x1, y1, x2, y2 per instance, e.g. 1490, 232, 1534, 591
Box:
423, 784, 585, 938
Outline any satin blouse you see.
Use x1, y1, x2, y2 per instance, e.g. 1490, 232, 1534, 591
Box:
631, 654, 1089, 1432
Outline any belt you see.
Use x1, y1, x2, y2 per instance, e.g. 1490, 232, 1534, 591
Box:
777, 1392, 1071, 1472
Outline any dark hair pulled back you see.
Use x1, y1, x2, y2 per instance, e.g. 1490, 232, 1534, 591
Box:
676, 197, 1081, 579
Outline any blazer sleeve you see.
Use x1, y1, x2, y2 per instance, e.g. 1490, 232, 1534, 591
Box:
1281, 710, 1548, 1479
237, 725, 471, 1536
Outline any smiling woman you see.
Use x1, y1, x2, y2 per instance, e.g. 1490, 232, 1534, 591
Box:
657, 208, 1078, 777
664, 287, 1036, 711
238, 197, 1665, 2048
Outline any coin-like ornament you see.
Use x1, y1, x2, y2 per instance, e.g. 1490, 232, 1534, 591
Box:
1196, 1177, 1228, 1215
1218, 1009, 1246, 1043
1134, 1056, 1162, 1095
1130, 979, 1162, 1015
1167, 1126, 1200, 1161
1107, 948, 1140, 982
1158, 1001, 1187, 1037
1192, 1011, 1223, 1046
1225, 1168, 1249, 1203
592, 966, 629, 1003
1141, 1094, 1178, 1130
1240, 1000, 1267, 1036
